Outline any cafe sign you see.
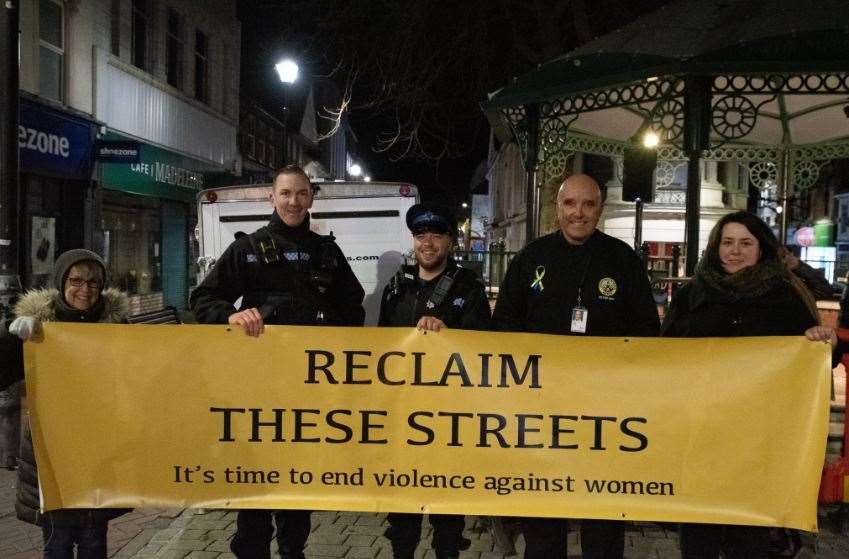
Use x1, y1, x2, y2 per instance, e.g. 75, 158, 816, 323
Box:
128, 161, 205, 190
99, 132, 225, 202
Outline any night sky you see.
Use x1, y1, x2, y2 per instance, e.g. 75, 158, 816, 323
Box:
237, 0, 673, 204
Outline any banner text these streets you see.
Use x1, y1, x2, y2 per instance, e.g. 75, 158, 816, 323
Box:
209, 349, 649, 452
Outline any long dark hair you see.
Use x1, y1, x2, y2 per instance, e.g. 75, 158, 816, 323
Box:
702, 211, 780, 273
702, 211, 817, 320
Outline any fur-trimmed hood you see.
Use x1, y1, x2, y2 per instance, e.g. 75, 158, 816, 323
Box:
14, 288, 130, 324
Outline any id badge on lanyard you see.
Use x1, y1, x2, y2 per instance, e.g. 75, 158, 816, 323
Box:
571, 288, 588, 334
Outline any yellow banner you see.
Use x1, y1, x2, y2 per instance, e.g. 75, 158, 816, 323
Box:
26, 323, 830, 530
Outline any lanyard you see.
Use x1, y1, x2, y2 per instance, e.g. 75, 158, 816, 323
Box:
574, 247, 593, 307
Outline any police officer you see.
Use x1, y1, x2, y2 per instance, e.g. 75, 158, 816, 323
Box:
379, 202, 490, 559
190, 164, 365, 559
491, 174, 659, 559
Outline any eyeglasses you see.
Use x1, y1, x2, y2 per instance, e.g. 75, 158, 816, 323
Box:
67, 277, 101, 289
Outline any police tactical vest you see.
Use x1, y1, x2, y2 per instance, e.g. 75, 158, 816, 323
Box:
241, 226, 339, 325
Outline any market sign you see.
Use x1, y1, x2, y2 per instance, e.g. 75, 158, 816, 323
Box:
99, 132, 225, 202
19, 97, 96, 180
26, 324, 830, 531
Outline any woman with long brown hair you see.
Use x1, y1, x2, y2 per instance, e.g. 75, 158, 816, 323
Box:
661, 211, 830, 558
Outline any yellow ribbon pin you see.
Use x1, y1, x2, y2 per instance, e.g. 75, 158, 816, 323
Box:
531, 266, 545, 291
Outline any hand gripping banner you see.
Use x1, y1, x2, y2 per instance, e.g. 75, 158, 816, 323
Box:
25, 323, 830, 530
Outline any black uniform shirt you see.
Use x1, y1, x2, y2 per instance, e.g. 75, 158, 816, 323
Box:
492, 230, 659, 337
190, 212, 365, 326
378, 259, 491, 330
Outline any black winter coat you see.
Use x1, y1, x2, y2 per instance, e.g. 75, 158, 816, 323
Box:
660, 279, 818, 338
0, 324, 23, 391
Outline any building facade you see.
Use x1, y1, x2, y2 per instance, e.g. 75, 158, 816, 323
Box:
18, 0, 240, 311
237, 78, 357, 184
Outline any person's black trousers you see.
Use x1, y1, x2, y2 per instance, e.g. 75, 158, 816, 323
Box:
519, 517, 625, 558
519, 517, 569, 559
679, 523, 770, 559
230, 509, 312, 559
580, 519, 625, 559
386, 512, 465, 558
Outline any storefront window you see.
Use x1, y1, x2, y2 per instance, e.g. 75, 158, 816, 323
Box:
101, 192, 161, 296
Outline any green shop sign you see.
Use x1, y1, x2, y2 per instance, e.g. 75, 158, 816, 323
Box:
99, 133, 233, 202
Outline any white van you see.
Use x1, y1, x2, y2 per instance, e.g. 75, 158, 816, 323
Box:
195, 180, 419, 325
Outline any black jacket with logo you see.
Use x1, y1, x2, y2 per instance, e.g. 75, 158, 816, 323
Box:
379, 259, 491, 329
191, 212, 365, 326
492, 230, 659, 337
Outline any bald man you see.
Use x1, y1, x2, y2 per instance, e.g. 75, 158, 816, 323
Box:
491, 174, 659, 559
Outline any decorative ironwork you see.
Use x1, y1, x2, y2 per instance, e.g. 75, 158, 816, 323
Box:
657, 144, 779, 162
540, 77, 684, 118
651, 99, 684, 141
540, 116, 573, 153
500, 73, 849, 179
748, 161, 778, 189
543, 150, 574, 178
557, 133, 628, 157
653, 190, 687, 205
712, 95, 757, 140
713, 73, 849, 95
791, 140, 849, 162
503, 106, 526, 127
501, 106, 533, 169
791, 160, 821, 190
654, 161, 678, 188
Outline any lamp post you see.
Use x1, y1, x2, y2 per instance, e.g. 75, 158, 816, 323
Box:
275, 58, 298, 166
0, 0, 21, 324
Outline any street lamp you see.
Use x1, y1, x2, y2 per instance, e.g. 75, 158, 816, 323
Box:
348, 163, 362, 178
275, 59, 299, 84
642, 130, 660, 148
275, 58, 299, 165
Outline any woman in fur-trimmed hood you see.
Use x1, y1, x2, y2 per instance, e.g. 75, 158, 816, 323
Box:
9, 248, 130, 557
14, 248, 129, 325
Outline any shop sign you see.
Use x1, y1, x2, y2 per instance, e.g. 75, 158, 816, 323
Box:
795, 227, 815, 247
19, 98, 96, 180
100, 133, 223, 202
128, 161, 204, 190
94, 141, 140, 163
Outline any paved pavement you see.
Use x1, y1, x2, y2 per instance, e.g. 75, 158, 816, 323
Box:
2, 468, 849, 558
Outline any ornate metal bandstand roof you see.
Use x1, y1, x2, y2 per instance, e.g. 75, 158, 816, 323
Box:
484, 0, 849, 270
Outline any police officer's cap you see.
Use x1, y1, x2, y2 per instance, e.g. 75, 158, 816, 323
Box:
406, 203, 457, 236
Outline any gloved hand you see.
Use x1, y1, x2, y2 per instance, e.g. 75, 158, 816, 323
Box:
9, 316, 40, 341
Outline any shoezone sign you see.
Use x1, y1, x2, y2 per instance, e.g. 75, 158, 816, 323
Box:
25, 324, 829, 530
